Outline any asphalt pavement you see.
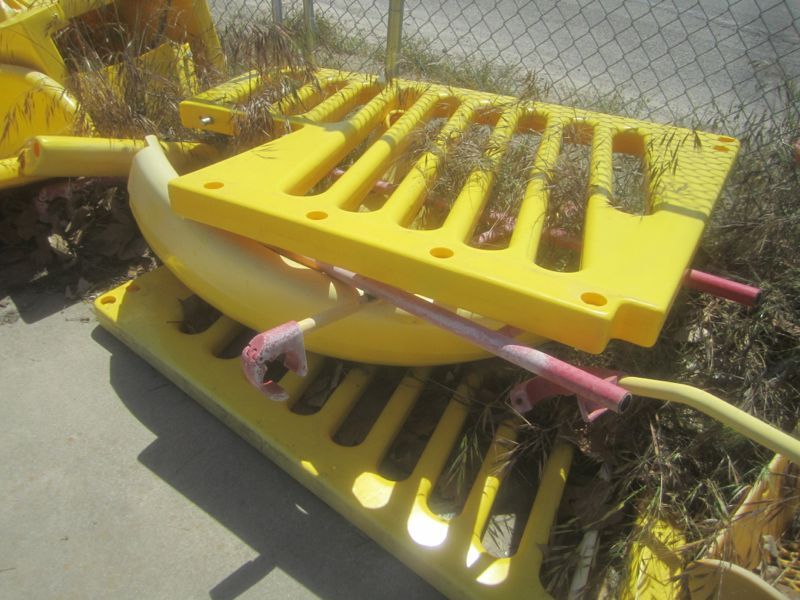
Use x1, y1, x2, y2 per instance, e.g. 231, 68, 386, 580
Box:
0, 287, 442, 599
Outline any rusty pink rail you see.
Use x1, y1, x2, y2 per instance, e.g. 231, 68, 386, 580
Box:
272, 250, 631, 412
683, 269, 761, 307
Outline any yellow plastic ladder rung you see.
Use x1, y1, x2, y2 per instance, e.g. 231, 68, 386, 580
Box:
299, 79, 377, 123
282, 85, 400, 197
449, 423, 517, 549
314, 365, 375, 436
514, 443, 573, 560
507, 117, 564, 259
441, 106, 523, 242
589, 124, 615, 196
281, 354, 327, 403
413, 394, 472, 482
335, 91, 441, 211
360, 367, 431, 461
381, 100, 479, 226
191, 314, 241, 353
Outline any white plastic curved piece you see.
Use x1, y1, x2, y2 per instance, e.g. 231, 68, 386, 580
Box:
127, 136, 514, 365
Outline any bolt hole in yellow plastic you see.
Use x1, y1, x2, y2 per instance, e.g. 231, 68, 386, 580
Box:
714, 145, 731, 152
581, 292, 607, 306
204, 181, 224, 189
307, 210, 328, 220
127, 283, 140, 292
100, 296, 116, 305
430, 247, 454, 258
718, 136, 736, 143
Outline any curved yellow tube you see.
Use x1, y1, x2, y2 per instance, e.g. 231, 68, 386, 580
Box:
619, 376, 800, 465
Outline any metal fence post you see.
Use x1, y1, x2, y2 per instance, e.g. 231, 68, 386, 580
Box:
303, 0, 316, 51
272, 0, 283, 25
385, 0, 404, 83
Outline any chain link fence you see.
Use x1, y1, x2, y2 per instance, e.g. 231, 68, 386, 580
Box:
207, 0, 799, 138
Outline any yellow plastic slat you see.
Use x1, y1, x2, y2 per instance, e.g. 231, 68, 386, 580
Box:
170, 69, 740, 353
94, 266, 572, 599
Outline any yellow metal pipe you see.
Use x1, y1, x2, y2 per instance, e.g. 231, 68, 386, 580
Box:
19, 135, 218, 178
619, 376, 800, 465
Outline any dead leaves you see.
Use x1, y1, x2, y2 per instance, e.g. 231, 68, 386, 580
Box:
0, 178, 155, 295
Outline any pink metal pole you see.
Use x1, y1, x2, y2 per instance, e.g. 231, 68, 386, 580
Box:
292, 257, 631, 412
683, 269, 761, 307
543, 230, 762, 307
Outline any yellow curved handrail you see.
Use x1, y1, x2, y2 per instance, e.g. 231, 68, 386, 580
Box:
619, 376, 800, 465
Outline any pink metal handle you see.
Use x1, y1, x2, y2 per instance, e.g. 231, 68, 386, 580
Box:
511, 368, 624, 422
303, 260, 631, 412
241, 321, 308, 401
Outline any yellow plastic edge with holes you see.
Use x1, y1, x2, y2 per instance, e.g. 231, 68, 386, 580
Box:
129, 136, 536, 365
93, 266, 572, 599
170, 69, 740, 354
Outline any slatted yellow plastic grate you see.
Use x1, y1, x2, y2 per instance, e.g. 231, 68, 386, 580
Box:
94, 267, 573, 599
171, 69, 740, 353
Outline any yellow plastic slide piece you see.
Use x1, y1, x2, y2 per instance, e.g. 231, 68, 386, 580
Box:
94, 266, 573, 599
128, 136, 529, 365
686, 559, 787, 600
90, 40, 199, 99
113, 0, 225, 75
169, 69, 740, 353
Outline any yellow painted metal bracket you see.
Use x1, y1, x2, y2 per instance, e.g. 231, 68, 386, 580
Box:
169, 69, 740, 354
94, 266, 573, 599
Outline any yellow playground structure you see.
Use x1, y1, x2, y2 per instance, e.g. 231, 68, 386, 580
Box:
4, 1, 799, 598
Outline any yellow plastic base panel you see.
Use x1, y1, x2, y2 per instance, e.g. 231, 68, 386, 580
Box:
171, 68, 740, 354
94, 266, 574, 599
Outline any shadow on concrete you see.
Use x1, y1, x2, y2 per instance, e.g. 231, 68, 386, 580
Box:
1, 286, 75, 325
91, 325, 441, 600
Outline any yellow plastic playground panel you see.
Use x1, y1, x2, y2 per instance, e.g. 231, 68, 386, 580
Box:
0, 0, 223, 84
95, 266, 573, 600
170, 69, 740, 353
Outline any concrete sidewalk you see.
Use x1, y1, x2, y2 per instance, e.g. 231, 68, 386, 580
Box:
0, 287, 441, 599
